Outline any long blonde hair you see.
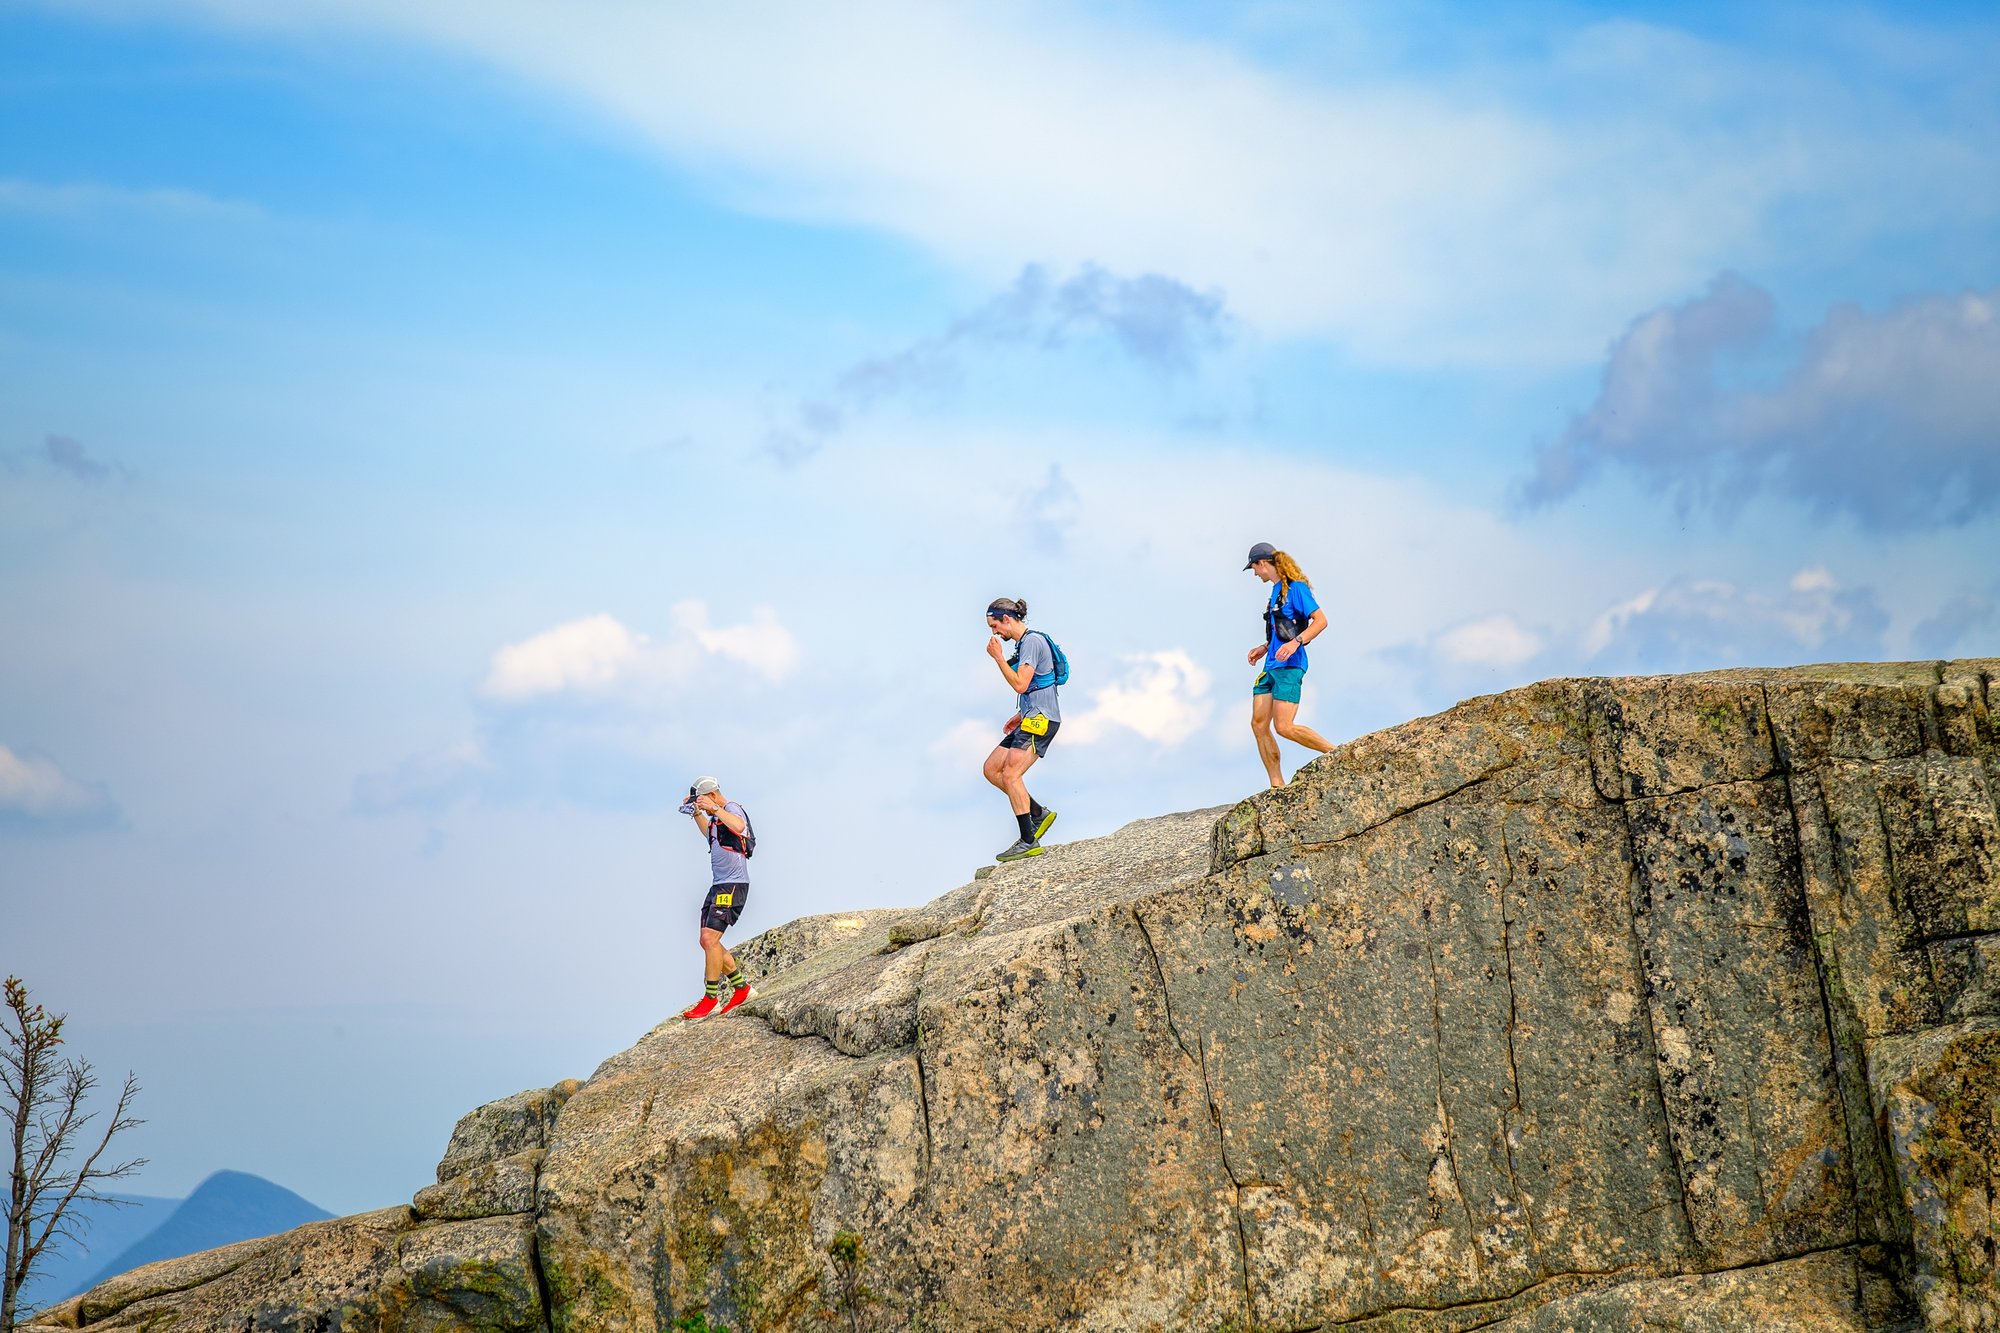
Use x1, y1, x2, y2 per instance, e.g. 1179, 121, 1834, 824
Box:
1272, 550, 1310, 605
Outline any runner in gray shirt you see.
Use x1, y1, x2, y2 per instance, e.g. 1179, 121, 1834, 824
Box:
675, 775, 757, 1021
981, 596, 1063, 862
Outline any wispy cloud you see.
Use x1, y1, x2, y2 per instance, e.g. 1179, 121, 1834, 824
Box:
144, 2, 2000, 364
767, 264, 1229, 462
1433, 615, 1544, 670
4, 435, 132, 483
1522, 277, 2000, 530
1013, 463, 1081, 552
1912, 584, 2000, 658
349, 742, 488, 815
0, 177, 262, 221
1580, 565, 1890, 671
0, 743, 118, 830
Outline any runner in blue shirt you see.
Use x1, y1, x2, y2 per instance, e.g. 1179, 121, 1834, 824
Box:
1244, 542, 1336, 787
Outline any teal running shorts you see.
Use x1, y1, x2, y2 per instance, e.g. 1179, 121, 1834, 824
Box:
1252, 668, 1305, 704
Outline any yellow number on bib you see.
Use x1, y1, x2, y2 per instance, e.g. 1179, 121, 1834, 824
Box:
714, 893, 733, 906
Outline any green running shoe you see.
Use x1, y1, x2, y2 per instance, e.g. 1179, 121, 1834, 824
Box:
1032, 807, 1058, 841
995, 837, 1045, 863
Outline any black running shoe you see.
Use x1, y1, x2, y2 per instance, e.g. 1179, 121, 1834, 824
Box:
995, 838, 1045, 863
1032, 807, 1058, 841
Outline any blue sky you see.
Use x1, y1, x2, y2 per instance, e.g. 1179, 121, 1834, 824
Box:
3, 0, 1998, 1219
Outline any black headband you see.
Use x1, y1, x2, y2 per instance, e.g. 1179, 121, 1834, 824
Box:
986, 605, 1020, 619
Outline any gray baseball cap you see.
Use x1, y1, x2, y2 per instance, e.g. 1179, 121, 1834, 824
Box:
1243, 541, 1278, 569
690, 776, 721, 797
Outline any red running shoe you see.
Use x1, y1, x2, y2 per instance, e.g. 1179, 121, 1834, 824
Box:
680, 994, 721, 1021
718, 984, 757, 1016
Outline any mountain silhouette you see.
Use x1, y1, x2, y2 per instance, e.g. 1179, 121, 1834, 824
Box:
14, 1192, 176, 1311
78, 1170, 330, 1294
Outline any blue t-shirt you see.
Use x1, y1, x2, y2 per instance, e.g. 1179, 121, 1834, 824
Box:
1265, 581, 1321, 671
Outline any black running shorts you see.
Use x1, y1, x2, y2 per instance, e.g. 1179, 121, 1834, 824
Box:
1000, 718, 1060, 758
701, 882, 747, 933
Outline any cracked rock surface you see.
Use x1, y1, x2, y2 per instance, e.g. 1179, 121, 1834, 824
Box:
34, 661, 1999, 1332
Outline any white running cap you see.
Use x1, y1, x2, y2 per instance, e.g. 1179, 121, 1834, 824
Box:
691, 776, 721, 796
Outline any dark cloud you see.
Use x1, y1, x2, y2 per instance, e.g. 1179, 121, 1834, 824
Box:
45, 434, 113, 481
4, 434, 130, 483
1912, 585, 2000, 658
1522, 276, 2000, 530
765, 263, 1230, 464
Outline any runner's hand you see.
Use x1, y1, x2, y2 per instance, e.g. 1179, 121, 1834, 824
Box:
1247, 645, 1265, 666
986, 634, 1006, 662
1274, 640, 1298, 663
1003, 715, 1020, 733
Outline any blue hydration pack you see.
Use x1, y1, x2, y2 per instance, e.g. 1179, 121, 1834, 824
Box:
1012, 630, 1070, 690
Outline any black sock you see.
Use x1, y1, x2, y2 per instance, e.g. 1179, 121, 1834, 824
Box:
1016, 812, 1036, 841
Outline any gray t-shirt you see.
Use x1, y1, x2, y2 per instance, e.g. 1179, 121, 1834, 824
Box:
1013, 631, 1061, 724
707, 801, 750, 885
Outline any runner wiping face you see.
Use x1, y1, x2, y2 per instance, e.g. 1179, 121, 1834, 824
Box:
986, 611, 1026, 642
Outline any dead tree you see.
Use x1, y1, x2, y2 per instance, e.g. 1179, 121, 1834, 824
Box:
2, 977, 144, 1331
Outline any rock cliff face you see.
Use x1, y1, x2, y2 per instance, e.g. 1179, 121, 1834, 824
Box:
31, 661, 1999, 1332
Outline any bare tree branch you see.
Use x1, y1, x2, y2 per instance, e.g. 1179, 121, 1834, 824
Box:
3, 978, 145, 1330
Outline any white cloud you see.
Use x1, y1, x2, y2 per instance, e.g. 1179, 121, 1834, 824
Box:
671, 600, 799, 684
0, 744, 116, 824
361, 604, 802, 813
478, 603, 800, 705
1434, 615, 1543, 669
1582, 590, 1658, 657
480, 612, 647, 702
929, 719, 999, 770
129, 1, 2000, 366
1061, 650, 1214, 747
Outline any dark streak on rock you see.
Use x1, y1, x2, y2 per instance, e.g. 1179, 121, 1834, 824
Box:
1130, 905, 1256, 1330
1291, 765, 1520, 856
1609, 773, 1702, 1251
1491, 819, 1544, 1268
1421, 925, 1484, 1278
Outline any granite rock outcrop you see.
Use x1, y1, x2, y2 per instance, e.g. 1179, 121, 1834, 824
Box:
31, 661, 1998, 1332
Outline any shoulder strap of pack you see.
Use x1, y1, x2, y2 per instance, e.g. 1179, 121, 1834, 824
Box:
1025, 629, 1058, 690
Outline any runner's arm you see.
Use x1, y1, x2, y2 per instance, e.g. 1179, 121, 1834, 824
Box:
993, 652, 1034, 694
699, 796, 747, 835
1273, 610, 1327, 663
